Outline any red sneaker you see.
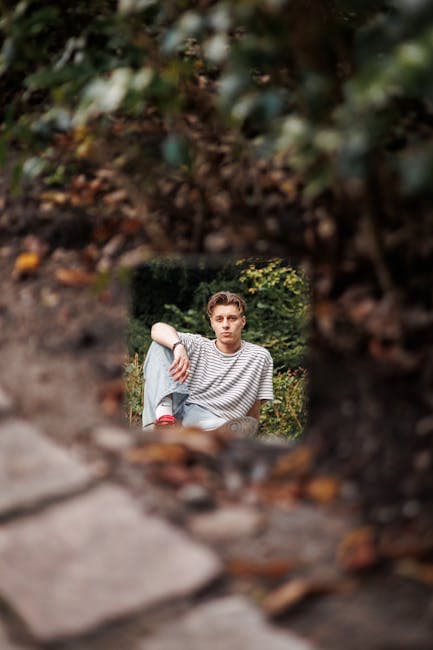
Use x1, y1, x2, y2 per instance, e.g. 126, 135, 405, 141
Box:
154, 414, 177, 426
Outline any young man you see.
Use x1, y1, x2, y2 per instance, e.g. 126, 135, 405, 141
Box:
142, 291, 274, 435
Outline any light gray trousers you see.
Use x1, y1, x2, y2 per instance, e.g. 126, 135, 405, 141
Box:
142, 342, 226, 430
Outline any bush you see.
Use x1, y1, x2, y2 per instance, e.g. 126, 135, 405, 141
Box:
124, 352, 143, 427
259, 369, 307, 439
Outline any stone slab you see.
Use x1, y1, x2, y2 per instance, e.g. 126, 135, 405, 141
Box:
0, 385, 14, 415
92, 425, 133, 453
0, 485, 222, 642
141, 596, 316, 650
0, 619, 22, 649
0, 419, 93, 516
188, 506, 267, 542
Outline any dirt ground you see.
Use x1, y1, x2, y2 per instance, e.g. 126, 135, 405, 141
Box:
1, 183, 433, 649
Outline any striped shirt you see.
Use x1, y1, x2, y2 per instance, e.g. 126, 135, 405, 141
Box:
178, 332, 274, 420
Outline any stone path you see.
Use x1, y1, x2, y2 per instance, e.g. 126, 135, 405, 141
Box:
0, 418, 317, 649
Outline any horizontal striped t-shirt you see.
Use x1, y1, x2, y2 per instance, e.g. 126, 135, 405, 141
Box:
178, 332, 274, 421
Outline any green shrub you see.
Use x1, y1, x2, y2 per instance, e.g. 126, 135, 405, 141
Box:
259, 369, 307, 439
124, 352, 143, 427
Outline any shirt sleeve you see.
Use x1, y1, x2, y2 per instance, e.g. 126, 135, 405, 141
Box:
257, 352, 274, 401
177, 332, 206, 357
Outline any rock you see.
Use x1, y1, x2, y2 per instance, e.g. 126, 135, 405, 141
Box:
0, 485, 222, 643
0, 619, 23, 649
188, 506, 267, 542
92, 425, 133, 453
0, 419, 93, 517
140, 596, 316, 650
177, 484, 215, 510
0, 386, 13, 415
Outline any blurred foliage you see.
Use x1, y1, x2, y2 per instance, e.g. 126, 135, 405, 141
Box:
2, 0, 433, 200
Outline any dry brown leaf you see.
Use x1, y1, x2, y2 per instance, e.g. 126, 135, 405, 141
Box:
103, 189, 128, 205
55, 268, 96, 286
304, 476, 340, 504
337, 526, 379, 572
39, 191, 69, 204
348, 298, 376, 324
379, 527, 433, 560
119, 217, 143, 235
98, 379, 124, 416
252, 481, 302, 507
395, 559, 433, 586
262, 576, 351, 617
14, 252, 41, 275
271, 446, 313, 480
126, 443, 188, 465
227, 558, 294, 580
159, 427, 220, 456
280, 178, 298, 198
151, 464, 195, 487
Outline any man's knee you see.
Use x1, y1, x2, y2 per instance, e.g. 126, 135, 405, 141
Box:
144, 341, 173, 371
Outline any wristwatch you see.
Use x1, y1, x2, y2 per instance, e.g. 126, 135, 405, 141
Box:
172, 340, 183, 352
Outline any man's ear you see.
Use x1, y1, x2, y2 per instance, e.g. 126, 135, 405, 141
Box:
242, 315, 246, 328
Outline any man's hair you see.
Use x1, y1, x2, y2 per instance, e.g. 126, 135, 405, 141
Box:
207, 291, 247, 317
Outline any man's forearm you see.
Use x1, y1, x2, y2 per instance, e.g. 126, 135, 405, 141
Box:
247, 400, 261, 421
151, 322, 181, 349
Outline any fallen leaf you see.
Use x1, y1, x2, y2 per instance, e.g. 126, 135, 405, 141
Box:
119, 217, 142, 235
98, 380, 124, 415
39, 191, 68, 204
379, 527, 433, 560
304, 476, 340, 504
150, 463, 194, 487
14, 252, 40, 275
227, 558, 294, 580
395, 558, 433, 586
126, 443, 188, 465
271, 446, 313, 480
337, 526, 379, 572
280, 178, 298, 198
103, 189, 128, 205
348, 298, 376, 324
159, 426, 220, 455
22, 235, 48, 256
252, 481, 302, 507
55, 268, 96, 286
262, 576, 352, 617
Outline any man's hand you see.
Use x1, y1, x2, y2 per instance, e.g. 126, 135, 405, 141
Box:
169, 344, 190, 383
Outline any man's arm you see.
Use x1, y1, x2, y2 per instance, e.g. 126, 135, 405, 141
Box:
247, 399, 261, 421
151, 322, 190, 383
151, 322, 182, 348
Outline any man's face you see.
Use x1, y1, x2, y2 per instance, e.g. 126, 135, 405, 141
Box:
210, 304, 246, 347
